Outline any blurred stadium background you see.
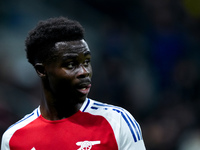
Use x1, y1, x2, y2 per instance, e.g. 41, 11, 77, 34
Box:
0, 0, 200, 149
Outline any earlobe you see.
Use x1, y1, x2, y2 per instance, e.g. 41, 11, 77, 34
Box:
34, 63, 46, 77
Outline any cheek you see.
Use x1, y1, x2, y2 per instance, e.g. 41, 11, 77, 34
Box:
47, 71, 74, 93
51, 78, 72, 96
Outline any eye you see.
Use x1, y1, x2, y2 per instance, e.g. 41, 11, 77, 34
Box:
64, 61, 76, 69
83, 59, 91, 67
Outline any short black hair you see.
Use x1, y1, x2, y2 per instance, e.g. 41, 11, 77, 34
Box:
25, 16, 85, 65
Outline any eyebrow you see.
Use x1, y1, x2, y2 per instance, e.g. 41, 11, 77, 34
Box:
62, 53, 78, 61
62, 51, 91, 61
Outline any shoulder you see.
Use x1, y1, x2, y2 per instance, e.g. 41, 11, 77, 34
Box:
81, 98, 136, 122
1, 107, 40, 149
81, 98, 146, 149
81, 98, 143, 142
6, 107, 40, 132
81, 98, 130, 120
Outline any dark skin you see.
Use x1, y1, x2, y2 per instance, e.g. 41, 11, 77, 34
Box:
34, 39, 92, 120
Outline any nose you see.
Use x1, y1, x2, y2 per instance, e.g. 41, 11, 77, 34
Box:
77, 65, 90, 78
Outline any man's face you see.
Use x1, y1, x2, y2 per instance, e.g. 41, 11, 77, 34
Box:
44, 39, 92, 104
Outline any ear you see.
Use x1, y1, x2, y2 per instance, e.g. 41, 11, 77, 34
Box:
34, 63, 46, 77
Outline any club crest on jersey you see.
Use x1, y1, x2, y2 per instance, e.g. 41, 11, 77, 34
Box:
76, 140, 101, 150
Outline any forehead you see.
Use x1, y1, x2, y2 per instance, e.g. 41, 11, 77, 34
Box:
54, 39, 90, 54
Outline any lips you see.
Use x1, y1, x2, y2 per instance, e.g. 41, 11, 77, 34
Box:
77, 84, 91, 95
76, 80, 91, 95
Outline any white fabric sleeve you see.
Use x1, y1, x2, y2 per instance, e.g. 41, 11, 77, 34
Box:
1, 133, 10, 150
118, 108, 146, 150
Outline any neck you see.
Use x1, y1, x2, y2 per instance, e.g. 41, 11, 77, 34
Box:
40, 90, 84, 120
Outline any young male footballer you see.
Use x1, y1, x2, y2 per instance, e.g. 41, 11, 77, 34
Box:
1, 17, 146, 150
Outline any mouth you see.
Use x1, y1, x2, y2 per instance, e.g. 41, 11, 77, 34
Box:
76, 82, 91, 95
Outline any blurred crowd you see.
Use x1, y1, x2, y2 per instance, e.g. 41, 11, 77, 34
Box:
1, 0, 200, 150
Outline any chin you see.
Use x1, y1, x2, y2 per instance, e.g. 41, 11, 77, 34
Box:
78, 95, 87, 103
